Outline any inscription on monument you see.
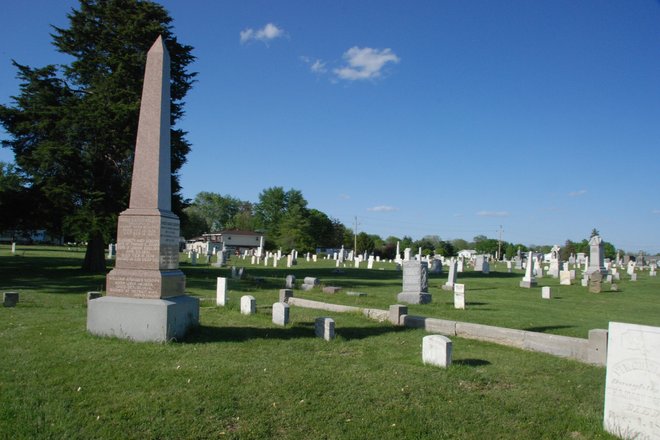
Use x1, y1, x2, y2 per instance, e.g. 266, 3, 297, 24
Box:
604, 322, 660, 439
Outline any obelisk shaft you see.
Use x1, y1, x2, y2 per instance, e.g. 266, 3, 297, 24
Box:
129, 35, 171, 212
106, 36, 185, 299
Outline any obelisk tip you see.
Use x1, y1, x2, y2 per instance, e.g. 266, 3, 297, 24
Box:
148, 35, 168, 54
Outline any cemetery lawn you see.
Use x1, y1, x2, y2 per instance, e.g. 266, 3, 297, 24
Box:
1, 246, 653, 439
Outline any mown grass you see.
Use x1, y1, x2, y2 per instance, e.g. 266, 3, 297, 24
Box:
1, 245, 653, 438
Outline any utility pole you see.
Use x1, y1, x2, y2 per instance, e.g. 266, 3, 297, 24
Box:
497, 225, 503, 261
354, 216, 358, 254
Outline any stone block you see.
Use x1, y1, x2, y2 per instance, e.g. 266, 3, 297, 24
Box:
397, 292, 432, 304
519, 279, 537, 288
86, 295, 199, 342
346, 291, 367, 297
389, 304, 408, 325
216, 277, 227, 306
285, 275, 296, 289
322, 286, 341, 294
279, 289, 293, 303
541, 286, 552, 299
272, 302, 289, 326
422, 335, 452, 368
3, 292, 18, 308
303, 277, 319, 286
240, 295, 256, 315
587, 328, 607, 365
315, 317, 335, 341
300, 284, 314, 291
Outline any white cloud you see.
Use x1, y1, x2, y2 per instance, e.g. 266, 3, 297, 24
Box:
368, 205, 398, 212
301, 56, 327, 74
476, 211, 510, 217
240, 23, 285, 44
334, 47, 400, 81
652, 209, 660, 215
568, 189, 587, 197
339, 194, 351, 200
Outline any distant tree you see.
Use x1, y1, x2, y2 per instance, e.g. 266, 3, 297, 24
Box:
356, 232, 375, 255
0, 162, 44, 240
278, 204, 311, 252
306, 209, 336, 249
590, 228, 600, 237
451, 238, 470, 251
400, 235, 414, 250
475, 238, 499, 255
435, 240, 456, 257
0, 0, 196, 271
185, 192, 243, 232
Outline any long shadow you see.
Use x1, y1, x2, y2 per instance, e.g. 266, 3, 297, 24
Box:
459, 271, 519, 279
523, 325, 575, 333
453, 359, 491, 367
185, 322, 409, 343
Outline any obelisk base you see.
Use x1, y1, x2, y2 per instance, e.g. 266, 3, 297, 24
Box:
87, 295, 199, 342
397, 292, 432, 304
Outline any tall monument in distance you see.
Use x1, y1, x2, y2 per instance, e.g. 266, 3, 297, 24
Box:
87, 36, 199, 342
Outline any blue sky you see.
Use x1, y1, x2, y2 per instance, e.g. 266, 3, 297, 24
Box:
1, 1, 659, 253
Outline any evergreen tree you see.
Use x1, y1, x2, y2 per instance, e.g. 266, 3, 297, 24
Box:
0, 0, 195, 271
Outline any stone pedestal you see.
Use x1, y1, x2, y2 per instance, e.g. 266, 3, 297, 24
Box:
87, 295, 199, 342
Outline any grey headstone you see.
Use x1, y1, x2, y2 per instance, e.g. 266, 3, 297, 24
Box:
3, 292, 18, 307
240, 295, 256, 315
422, 335, 452, 368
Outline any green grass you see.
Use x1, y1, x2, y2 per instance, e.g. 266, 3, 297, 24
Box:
2, 245, 655, 438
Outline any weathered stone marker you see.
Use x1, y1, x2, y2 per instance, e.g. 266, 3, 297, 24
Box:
279, 289, 293, 303
397, 261, 431, 304
453, 283, 465, 309
603, 322, 660, 439
272, 302, 289, 326
315, 317, 335, 340
216, 277, 227, 306
87, 36, 199, 342
541, 286, 552, 299
422, 335, 453, 368
240, 295, 256, 315
3, 292, 18, 308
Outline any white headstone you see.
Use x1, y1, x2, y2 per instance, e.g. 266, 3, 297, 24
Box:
272, 302, 289, 326
453, 283, 465, 309
541, 286, 552, 299
603, 322, 660, 439
240, 295, 256, 315
559, 270, 572, 285
422, 335, 452, 368
216, 277, 227, 306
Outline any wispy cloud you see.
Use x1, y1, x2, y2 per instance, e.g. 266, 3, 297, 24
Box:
334, 47, 400, 81
301, 56, 327, 74
368, 205, 398, 212
652, 209, 660, 215
339, 194, 351, 200
568, 189, 587, 197
476, 211, 510, 217
240, 23, 285, 44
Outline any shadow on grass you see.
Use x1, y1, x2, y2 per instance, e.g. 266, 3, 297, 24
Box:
453, 358, 491, 367
185, 322, 408, 343
523, 325, 575, 333
459, 271, 519, 279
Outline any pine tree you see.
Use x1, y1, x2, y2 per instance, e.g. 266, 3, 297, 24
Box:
0, 0, 196, 271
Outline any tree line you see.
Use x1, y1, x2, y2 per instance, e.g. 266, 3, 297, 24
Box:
181, 189, 620, 260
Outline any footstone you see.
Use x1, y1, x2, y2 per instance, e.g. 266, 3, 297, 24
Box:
272, 302, 289, 326
3, 292, 18, 307
559, 271, 571, 285
315, 317, 335, 341
300, 284, 314, 291
541, 286, 552, 299
631, 273, 637, 281
389, 304, 408, 325
240, 295, 256, 315
453, 284, 465, 309
346, 291, 367, 297
303, 277, 319, 286
279, 289, 293, 303
87, 295, 199, 342
216, 277, 227, 306
604, 322, 660, 439
285, 275, 295, 289
422, 335, 453, 368
322, 286, 341, 294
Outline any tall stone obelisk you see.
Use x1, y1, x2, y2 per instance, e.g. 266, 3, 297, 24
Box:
87, 36, 199, 342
